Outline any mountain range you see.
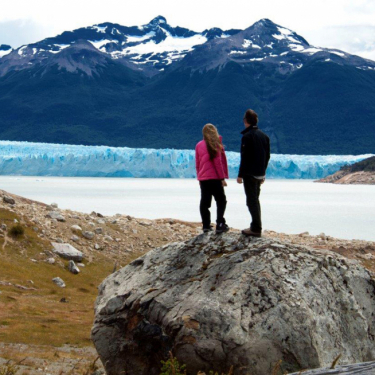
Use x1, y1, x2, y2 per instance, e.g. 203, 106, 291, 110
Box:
0, 16, 374, 154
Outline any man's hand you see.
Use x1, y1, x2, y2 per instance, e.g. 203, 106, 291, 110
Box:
222, 180, 227, 187
237, 177, 243, 184
261, 178, 265, 185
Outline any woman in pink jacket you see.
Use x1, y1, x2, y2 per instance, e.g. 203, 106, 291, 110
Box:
195, 123, 229, 234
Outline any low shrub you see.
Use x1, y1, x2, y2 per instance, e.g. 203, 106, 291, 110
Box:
8, 224, 25, 238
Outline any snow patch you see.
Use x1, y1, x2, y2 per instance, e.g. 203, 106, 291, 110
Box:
126, 32, 156, 43
92, 25, 107, 33
89, 39, 118, 49
229, 50, 246, 55
329, 50, 345, 57
18, 46, 27, 56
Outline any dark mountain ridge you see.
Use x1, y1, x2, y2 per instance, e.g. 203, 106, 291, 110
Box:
0, 17, 374, 154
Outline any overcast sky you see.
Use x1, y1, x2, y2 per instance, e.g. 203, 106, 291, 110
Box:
1, 0, 375, 60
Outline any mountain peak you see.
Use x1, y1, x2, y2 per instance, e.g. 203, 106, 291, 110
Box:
149, 16, 167, 26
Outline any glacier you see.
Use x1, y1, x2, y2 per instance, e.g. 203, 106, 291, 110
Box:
0, 141, 373, 179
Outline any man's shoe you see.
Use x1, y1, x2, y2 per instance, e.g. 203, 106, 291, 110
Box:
242, 228, 262, 237
216, 223, 229, 234
203, 226, 213, 233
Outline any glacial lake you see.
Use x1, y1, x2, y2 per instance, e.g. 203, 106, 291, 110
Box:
0, 176, 374, 241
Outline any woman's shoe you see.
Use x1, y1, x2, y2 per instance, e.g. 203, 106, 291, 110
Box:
216, 223, 229, 234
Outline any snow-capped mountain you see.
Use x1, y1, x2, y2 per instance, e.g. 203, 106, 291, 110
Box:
0, 16, 239, 77
0, 17, 374, 155
176, 18, 375, 73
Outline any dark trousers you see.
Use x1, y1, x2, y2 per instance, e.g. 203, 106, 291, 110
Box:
199, 179, 227, 228
243, 176, 262, 232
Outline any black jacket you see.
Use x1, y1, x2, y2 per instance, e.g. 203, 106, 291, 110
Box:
238, 126, 271, 178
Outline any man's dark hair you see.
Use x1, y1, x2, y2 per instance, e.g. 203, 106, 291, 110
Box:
244, 109, 258, 127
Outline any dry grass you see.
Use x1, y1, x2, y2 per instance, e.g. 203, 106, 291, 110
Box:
0, 207, 145, 347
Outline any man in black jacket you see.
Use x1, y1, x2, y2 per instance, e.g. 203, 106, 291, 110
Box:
237, 109, 270, 237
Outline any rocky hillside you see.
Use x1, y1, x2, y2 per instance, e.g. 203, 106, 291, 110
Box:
92, 232, 375, 375
1, 188, 375, 374
317, 156, 375, 184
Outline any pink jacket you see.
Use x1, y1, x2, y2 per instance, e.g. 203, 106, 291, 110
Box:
195, 137, 229, 181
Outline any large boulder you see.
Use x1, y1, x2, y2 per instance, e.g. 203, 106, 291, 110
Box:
92, 233, 375, 375
52, 242, 83, 261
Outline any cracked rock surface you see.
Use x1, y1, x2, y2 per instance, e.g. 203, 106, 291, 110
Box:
92, 232, 375, 375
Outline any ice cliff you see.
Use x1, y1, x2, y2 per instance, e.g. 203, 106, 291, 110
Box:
0, 141, 372, 179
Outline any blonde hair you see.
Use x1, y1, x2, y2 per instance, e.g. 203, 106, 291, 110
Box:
202, 123, 223, 160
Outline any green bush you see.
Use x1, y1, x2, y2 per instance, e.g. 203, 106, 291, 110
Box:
160, 352, 186, 375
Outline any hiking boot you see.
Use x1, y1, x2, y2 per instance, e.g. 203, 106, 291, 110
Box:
203, 226, 213, 233
242, 228, 262, 237
216, 223, 229, 234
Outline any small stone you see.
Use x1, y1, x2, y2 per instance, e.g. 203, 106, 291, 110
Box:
46, 211, 65, 222
132, 229, 138, 234
60, 297, 68, 303
52, 277, 65, 288
3, 196, 15, 205
97, 219, 106, 224
104, 235, 113, 242
82, 231, 95, 240
51, 203, 58, 208
71, 225, 82, 232
111, 220, 118, 224
95, 227, 103, 234
71, 235, 80, 243
1, 224, 7, 231
94, 243, 101, 250
68, 260, 80, 275
46, 257, 56, 264
97, 213, 104, 218
77, 263, 85, 267
299, 231, 309, 237
55, 238, 63, 244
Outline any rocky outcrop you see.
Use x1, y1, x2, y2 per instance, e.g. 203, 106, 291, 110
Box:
317, 170, 375, 184
92, 233, 375, 375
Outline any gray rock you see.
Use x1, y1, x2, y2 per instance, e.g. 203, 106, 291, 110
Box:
52, 242, 83, 261
52, 277, 65, 288
51, 203, 58, 208
46, 211, 65, 222
82, 231, 94, 240
103, 235, 113, 242
68, 260, 80, 275
71, 225, 82, 232
94, 243, 101, 250
1, 224, 7, 231
97, 219, 106, 224
92, 233, 375, 375
288, 361, 375, 374
55, 238, 63, 243
95, 227, 103, 235
71, 235, 80, 243
46, 257, 55, 264
3, 196, 15, 205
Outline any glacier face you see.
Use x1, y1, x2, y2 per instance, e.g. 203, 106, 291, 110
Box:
0, 141, 372, 179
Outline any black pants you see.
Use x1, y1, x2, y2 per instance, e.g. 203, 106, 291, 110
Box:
199, 179, 227, 229
243, 176, 262, 232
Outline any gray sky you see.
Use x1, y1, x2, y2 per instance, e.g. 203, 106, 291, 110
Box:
1, 0, 375, 60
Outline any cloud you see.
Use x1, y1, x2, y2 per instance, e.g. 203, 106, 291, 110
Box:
307, 24, 375, 61
0, 19, 50, 48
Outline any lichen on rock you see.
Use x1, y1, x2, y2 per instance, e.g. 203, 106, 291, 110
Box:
92, 232, 375, 375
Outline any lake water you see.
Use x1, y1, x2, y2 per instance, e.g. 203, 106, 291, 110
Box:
0, 176, 374, 241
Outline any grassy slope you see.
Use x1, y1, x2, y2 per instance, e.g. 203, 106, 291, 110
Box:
0, 207, 140, 347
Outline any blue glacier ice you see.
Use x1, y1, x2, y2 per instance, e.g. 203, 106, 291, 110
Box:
0, 141, 373, 179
